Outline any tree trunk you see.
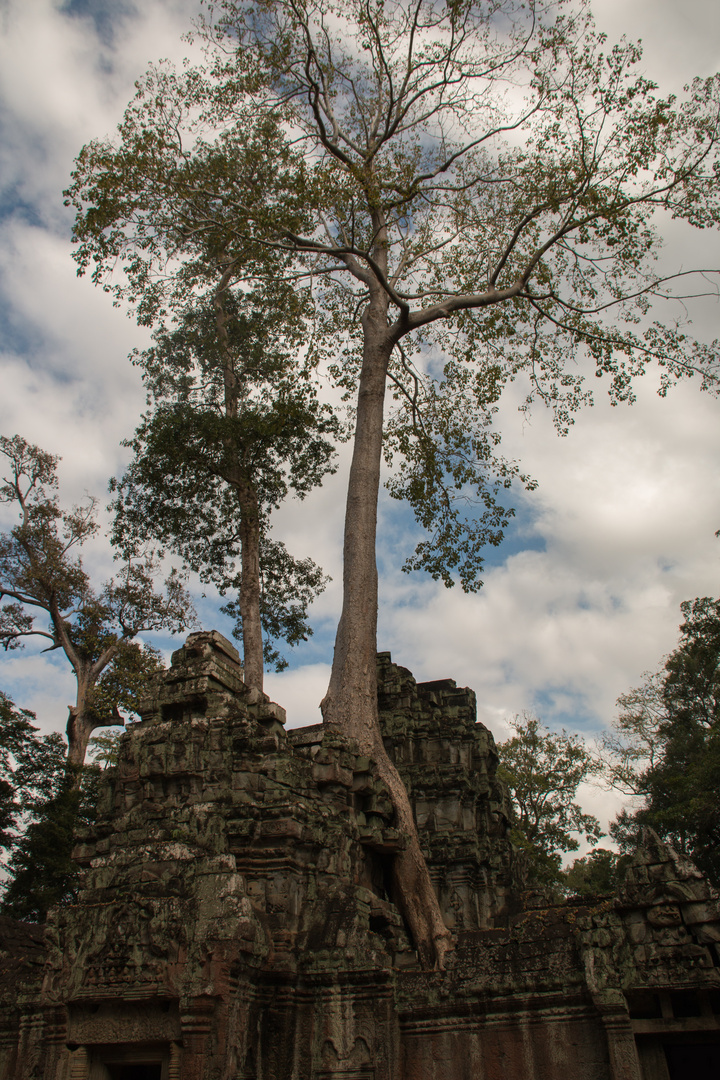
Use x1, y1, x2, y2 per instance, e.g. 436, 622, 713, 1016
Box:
236, 478, 264, 693
215, 277, 264, 693
321, 299, 453, 969
65, 666, 122, 784
65, 703, 97, 789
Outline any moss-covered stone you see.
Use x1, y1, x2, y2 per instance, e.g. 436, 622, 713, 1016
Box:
2, 635, 720, 1079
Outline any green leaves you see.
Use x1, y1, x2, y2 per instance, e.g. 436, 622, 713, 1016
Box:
497, 712, 603, 886
220, 540, 330, 671
384, 343, 535, 590
66, 65, 315, 326
110, 286, 339, 674
0, 434, 194, 758
0, 782, 83, 921
608, 598, 720, 886
0, 693, 66, 854
68, 0, 720, 604
563, 847, 625, 897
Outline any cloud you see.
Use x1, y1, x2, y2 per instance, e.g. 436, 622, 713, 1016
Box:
592, 0, 720, 84
265, 664, 331, 730
1, 649, 76, 739
376, 370, 720, 736
1, 0, 719, 848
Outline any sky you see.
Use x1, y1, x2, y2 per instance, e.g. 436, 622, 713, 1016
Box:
0, 0, 719, 843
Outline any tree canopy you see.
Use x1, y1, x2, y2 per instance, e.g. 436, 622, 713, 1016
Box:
0, 691, 78, 921
0, 692, 66, 860
563, 847, 624, 898
0, 434, 191, 769
111, 285, 339, 687
497, 712, 603, 886
66, 0, 720, 968
608, 597, 720, 886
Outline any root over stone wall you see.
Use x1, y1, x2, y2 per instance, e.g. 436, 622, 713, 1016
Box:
2, 631, 720, 1080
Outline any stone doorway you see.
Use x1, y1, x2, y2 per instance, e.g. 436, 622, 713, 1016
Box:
88, 1045, 170, 1080
664, 1041, 720, 1080
103, 1068, 162, 1080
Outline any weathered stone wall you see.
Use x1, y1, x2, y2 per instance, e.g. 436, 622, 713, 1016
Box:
376, 652, 523, 930
2, 632, 720, 1080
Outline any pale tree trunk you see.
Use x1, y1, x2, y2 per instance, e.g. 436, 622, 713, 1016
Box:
55, 623, 109, 785
215, 275, 264, 694
65, 707, 95, 778
236, 477, 264, 694
65, 669, 102, 786
64, 652, 124, 784
321, 281, 453, 970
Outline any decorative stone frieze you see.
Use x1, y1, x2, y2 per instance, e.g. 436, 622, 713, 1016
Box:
2, 633, 719, 1079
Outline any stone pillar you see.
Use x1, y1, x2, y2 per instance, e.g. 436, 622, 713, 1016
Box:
66, 1046, 90, 1080
168, 1042, 182, 1080
180, 1000, 216, 1080
599, 1010, 643, 1080
14, 1011, 44, 1080
39, 1008, 69, 1080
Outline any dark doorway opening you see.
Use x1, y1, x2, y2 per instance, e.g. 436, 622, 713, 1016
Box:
89, 1046, 170, 1080
665, 1041, 720, 1080
105, 1067, 163, 1080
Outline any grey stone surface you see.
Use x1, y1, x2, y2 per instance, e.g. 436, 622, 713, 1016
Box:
2, 634, 719, 1079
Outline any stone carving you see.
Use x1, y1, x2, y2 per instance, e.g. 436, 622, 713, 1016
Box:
1, 632, 720, 1079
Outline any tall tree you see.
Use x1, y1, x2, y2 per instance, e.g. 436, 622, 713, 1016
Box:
563, 848, 623, 897
497, 712, 603, 886
0, 692, 66, 862
0, 691, 78, 921
608, 598, 720, 885
0, 435, 191, 771
111, 287, 339, 690
601, 669, 667, 796
0, 697, 126, 921
67, 0, 720, 966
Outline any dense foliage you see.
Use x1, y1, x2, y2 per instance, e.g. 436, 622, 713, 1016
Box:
0, 698, 126, 921
111, 291, 339, 683
0, 693, 66, 857
608, 598, 720, 886
0, 692, 72, 920
563, 847, 626, 897
0, 434, 189, 767
497, 713, 603, 886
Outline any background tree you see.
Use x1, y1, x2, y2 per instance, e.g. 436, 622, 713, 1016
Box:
67, 0, 720, 966
111, 287, 339, 688
602, 669, 667, 797
608, 598, 720, 885
1, 782, 83, 922
0, 691, 73, 921
563, 847, 624, 898
0, 692, 66, 862
0, 434, 191, 771
497, 712, 603, 886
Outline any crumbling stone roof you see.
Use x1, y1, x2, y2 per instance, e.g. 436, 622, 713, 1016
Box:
2, 634, 720, 1080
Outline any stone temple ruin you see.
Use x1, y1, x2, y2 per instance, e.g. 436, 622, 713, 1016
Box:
1, 630, 720, 1078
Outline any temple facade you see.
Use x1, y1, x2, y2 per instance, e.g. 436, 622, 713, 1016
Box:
1, 631, 719, 1079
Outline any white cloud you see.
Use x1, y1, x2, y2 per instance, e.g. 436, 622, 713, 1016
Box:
376, 372, 720, 739
0, 0, 719, 845
592, 0, 720, 85
1, 649, 76, 739
265, 663, 331, 730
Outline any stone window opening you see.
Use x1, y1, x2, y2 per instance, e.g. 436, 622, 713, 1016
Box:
86, 1044, 172, 1080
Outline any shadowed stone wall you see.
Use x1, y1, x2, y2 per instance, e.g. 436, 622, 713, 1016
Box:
1, 632, 719, 1079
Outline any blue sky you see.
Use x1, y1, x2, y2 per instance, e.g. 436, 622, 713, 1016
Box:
1, 0, 719, 840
